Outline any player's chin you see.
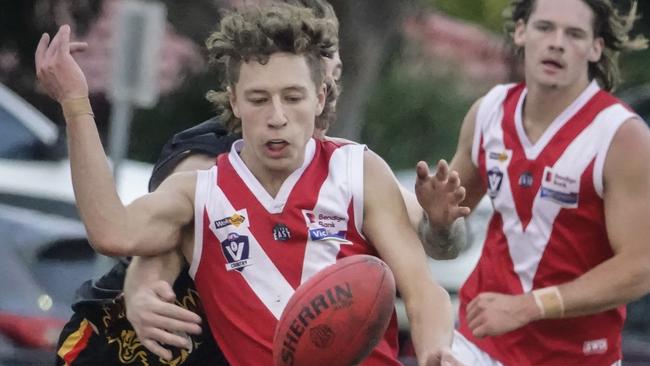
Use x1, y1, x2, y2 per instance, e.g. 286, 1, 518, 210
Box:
263, 154, 298, 172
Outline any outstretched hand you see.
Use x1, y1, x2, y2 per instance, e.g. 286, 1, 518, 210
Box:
415, 159, 471, 230
466, 292, 540, 338
125, 280, 203, 360
35, 24, 89, 103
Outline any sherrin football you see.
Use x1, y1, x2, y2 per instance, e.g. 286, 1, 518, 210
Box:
272, 254, 396, 366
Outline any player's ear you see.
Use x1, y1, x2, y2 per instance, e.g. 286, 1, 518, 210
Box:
513, 19, 526, 47
229, 86, 240, 118
588, 37, 604, 63
315, 82, 326, 116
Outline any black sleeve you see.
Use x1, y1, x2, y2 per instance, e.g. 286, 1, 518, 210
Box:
148, 117, 241, 192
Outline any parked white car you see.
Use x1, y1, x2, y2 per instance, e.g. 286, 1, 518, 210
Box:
0, 83, 152, 216
0, 83, 153, 364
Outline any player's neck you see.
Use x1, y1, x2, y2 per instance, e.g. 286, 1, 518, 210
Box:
240, 151, 302, 198
521, 78, 591, 143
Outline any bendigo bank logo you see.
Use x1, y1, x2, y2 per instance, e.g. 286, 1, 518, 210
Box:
280, 282, 353, 365
220, 233, 252, 271
302, 210, 348, 242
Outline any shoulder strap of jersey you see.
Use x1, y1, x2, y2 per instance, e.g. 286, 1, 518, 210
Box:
471, 83, 519, 166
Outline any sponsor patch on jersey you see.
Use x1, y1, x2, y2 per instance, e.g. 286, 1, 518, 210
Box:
540, 167, 579, 208
303, 209, 350, 242
273, 223, 292, 241
583, 338, 607, 355
214, 209, 248, 230
487, 167, 504, 198
488, 150, 512, 163
220, 233, 253, 271
308, 227, 348, 242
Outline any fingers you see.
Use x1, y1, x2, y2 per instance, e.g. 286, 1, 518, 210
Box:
416, 161, 431, 180
467, 300, 488, 337
59, 24, 71, 55
466, 299, 480, 326
453, 185, 466, 201
152, 303, 203, 331
467, 310, 485, 335
466, 293, 491, 325
151, 280, 177, 302
471, 323, 489, 338
159, 315, 202, 335
136, 282, 202, 333
451, 206, 471, 219
435, 159, 449, 181
35, 33, 50, 72
141, 338, 173, 361
466, 293, 500, 338
70, 42, 88, 53
46, 26, 63, 58
146, 327, 192, 349
446, 171, 460, 192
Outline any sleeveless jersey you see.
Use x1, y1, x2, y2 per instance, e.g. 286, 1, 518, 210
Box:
190, 138, 400, 366
458, 81, 636, 365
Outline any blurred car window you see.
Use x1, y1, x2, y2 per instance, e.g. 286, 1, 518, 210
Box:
0, 204, 94, 364
0, 107, 41, 159
0, 83, 60, 161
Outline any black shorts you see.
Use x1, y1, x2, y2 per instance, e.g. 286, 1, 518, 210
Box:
55, 261, 228, 365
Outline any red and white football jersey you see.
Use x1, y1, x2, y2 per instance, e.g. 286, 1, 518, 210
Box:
189, 139, 400, 366
458, 81, 637, 365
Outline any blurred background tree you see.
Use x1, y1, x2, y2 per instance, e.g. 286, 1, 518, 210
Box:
1, 0, 649, 169
361, 0, 650, 169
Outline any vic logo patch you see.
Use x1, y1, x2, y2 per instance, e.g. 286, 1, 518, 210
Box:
487, 167, 504, 198
220, 233, 253, 271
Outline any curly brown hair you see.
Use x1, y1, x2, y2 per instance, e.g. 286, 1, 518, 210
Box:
503, 0, 648, 91
204, 2, 338, 133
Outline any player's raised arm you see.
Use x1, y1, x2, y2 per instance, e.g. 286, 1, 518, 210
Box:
35, 25, 194, 256
415, 99, 485, 259
362, 150, 455, 366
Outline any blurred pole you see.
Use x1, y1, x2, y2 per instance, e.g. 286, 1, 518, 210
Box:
97, 0, 166, 275
108, 101, 133, 182
108, 0, 165, 178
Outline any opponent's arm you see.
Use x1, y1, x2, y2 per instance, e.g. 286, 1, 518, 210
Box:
416, 99, 486, 259
124, 252, 202, 360
35, 25, 194, 256
123, 154, 216, 359
362, 150, 455, 366
468, 117, 650, 337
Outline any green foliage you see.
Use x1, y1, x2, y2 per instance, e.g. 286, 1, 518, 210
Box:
361, 65, 473, 170
619, 49, 650, 90
432, 0, 509, 32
